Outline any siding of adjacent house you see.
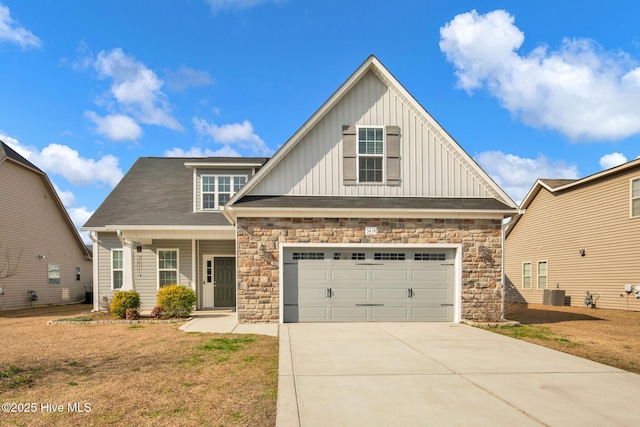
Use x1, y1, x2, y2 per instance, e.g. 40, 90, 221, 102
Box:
249, 70, 498, 200
0, 160, 92, 310
505, 168, 640, 311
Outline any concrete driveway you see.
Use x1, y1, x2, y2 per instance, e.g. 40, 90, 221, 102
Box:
277, 322, 640, 426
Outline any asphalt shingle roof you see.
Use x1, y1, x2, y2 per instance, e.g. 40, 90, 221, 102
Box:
233, 195, 514, 211
83, 157, 268, 228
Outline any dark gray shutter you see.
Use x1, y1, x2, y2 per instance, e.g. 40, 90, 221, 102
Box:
386, 126, 400, 185
343, 125, 357, 186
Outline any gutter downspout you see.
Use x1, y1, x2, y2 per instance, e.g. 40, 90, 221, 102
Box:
88, 231, 100, 312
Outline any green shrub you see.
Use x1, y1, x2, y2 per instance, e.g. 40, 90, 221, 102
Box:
110, 290, 140, 318
157, 285, 197, 318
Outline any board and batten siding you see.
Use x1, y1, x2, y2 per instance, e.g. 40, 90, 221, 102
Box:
249, 70, 495, 199
0, 160, 92, 309
505, 169, 640, 311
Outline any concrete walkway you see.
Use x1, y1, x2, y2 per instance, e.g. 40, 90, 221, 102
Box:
277, 322, 640, 426
178, 309, 279, 336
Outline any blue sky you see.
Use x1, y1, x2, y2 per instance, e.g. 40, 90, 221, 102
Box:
2, 0, 640, 239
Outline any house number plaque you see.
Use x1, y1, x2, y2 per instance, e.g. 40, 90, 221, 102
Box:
365, 227, 378, 236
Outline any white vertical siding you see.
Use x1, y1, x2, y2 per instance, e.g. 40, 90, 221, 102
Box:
0, 161, 92, 310
249, 70, 496, 199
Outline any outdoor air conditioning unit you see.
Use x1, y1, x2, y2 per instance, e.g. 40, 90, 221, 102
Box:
543, 289, 565, 306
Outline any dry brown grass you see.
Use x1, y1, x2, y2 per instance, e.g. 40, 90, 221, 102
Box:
491, 303, 640, 374
0, 304, 278, 426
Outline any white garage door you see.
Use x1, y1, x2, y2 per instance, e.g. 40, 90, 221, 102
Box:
283, 248, 456, 322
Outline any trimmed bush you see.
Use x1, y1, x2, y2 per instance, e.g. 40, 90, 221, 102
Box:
157, 285, 197, 318
110, 290, 140, 319
125, 308, 139, 320
150, 306, 165, 319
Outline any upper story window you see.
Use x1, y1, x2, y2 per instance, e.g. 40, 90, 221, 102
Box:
342, 125, 400, 186
358, 127, 384, 183
632, 178, 640, 217
201, 175, 247, 210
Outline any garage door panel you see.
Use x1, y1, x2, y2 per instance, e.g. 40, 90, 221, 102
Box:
371, 306, 409, 320
411, 306, 453, 321
372, 288, 409, 300
332, 288, 368, 300
298, 269, 328, 281
411, 288, 452, 302
371, 269, 408, 281
298, 306, 330, 322
331, 269, 368, 281
298, 288, 329, 300
412, 268, 450, 282
330, 306, 368, 320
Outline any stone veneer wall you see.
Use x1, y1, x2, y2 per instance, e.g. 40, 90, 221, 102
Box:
236, 217, 503, 323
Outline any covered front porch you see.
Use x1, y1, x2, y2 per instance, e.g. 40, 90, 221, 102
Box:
102, 226, 238, 311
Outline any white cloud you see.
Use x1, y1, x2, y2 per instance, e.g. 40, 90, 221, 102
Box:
164, 66, 213, 91
599, 152, 627, 169
0, 4, 41, 48
84, 111, 143, 141
94, 48, 183, 131
1, 135, 124, 188
164, 145, 241, 157
206, 0, 282, 12
193, 117, 272, 156
475, 151, 579, 203
440, 9, 640, 141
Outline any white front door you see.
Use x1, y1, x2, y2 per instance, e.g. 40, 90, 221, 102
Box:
203, 255, 215, 308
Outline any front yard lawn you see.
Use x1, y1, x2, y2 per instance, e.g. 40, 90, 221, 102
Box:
0, 304, 278, 426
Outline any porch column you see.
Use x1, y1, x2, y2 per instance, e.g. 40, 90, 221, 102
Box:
117, 230, 134, 291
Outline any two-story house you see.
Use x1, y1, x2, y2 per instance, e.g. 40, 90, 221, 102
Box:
1, 140, 93, 310
83, 56, 518, 323
505, 158, 640, 311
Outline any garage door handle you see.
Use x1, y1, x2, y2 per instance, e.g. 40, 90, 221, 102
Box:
408, 288, 414, 298
326, 288, 334, 298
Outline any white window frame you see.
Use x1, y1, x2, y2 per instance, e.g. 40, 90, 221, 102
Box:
522, 262, 532, 289
48, 263, 60, 285
200, 175, 248, 210
356, 126, 385, 184
631, 177, 640, 218
157, 248, 179, 289
537, 261, 548, 290
111, 249, 123, 290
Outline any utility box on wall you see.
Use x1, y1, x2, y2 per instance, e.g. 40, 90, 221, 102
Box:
543, 289, 566, 306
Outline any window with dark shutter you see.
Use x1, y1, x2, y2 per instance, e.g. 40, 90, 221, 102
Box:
342, 125, 357, 185
386, 126, 400, 185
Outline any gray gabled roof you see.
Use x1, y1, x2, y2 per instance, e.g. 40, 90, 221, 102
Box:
538, 178, 578, 189
0, 140, 43, 173
83, 156, 268, 228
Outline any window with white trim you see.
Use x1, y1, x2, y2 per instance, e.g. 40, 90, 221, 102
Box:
358, 127, 384, 183
201, 175, 248, 210
537, 261, 548, 290
632, 178, 640, 217
48, 264, 60, 285
112, 249, 123, 290
522, 262, 532, 289
158, 249, 179, 288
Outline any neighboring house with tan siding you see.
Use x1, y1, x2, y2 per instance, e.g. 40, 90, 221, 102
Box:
0, 140, 93, 310
83, 56, 518, 323
505, 158, 640, 311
